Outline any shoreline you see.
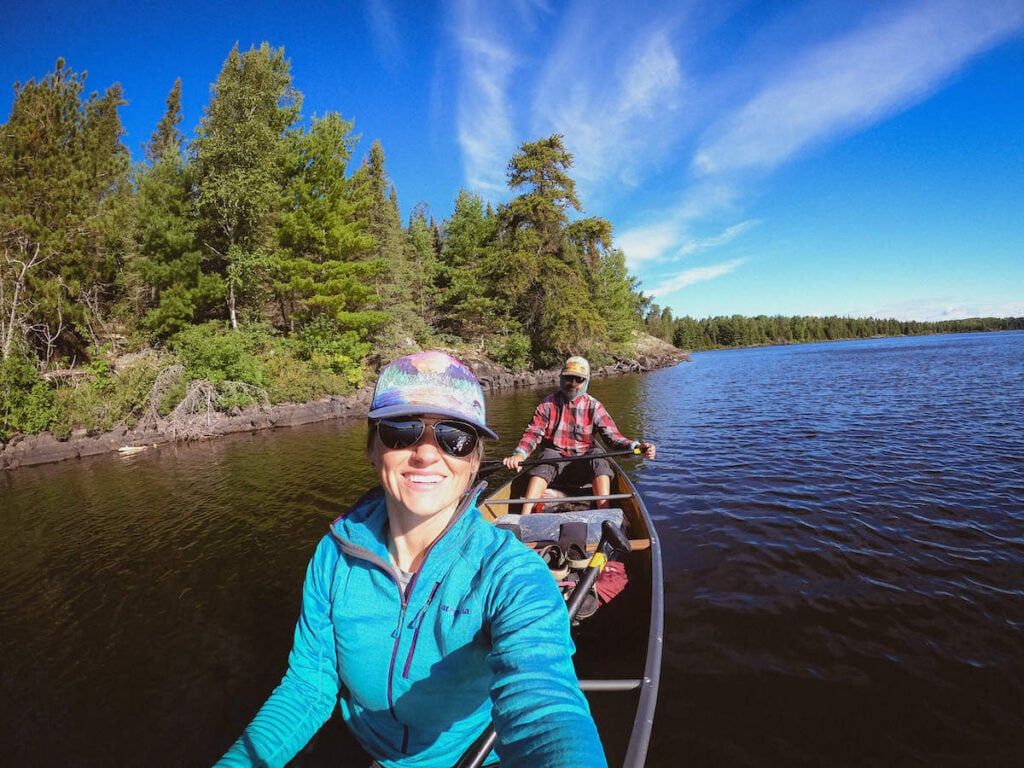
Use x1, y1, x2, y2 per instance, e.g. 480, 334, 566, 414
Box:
0, 348, 688, 471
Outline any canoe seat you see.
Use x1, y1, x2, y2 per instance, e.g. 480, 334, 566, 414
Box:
493, 508, 625, 547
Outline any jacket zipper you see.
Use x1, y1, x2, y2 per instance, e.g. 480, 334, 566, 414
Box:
402, 580, 441, 678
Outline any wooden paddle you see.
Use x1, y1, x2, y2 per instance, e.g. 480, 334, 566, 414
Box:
476, 446, 641, 479
452, 520, 632, 768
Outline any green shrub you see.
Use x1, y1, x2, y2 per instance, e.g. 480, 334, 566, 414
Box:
49, 357, 163, 438
262, 353, 354, 404
296, 317, 369, 388
0, 350, 56, 440
486, 333, 531, 372
169, 321, 268, 387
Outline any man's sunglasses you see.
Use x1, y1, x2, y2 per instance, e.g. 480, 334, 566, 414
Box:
376, 418, 480, 458
563, 375, 585, 383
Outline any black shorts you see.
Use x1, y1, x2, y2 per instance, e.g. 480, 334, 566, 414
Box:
525, 447, 612, 488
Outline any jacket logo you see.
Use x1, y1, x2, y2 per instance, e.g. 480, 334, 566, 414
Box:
439, 604, 470, 616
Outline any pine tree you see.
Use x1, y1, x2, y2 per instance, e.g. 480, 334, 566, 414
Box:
436, 190, 500, 338
490, 134, 615, 363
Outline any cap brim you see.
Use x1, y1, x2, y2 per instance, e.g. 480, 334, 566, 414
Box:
367, 404, 500, 440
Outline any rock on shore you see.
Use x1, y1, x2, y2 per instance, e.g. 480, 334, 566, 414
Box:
0, 338, 688, 471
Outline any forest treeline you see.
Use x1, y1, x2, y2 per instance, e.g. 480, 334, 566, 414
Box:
642, 310, 1024, 350
0, 44, 647, 440
2, 44, 1019, 443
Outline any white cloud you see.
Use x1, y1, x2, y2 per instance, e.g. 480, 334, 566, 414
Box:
619, 209, 757, 269
617, 219, 686, 266
677, 220, 760, 256
649, 258, 747, 298
693, 0, 1024, 175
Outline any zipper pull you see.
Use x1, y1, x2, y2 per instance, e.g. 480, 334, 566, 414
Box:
392, 603, 407, 639
409, 581, 442, 629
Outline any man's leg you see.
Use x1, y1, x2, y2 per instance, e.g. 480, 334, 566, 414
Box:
593, 474, 611, 508
521, 449, 561, 514
589, 453, 614, 509
522, 475, 550, 515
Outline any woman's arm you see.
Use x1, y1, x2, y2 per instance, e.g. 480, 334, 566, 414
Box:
484, 544, 607, 767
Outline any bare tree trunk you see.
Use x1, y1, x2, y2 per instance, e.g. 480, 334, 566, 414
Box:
1, 240, 45, 360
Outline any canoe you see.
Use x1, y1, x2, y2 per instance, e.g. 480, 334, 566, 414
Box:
476, 458, 664, 768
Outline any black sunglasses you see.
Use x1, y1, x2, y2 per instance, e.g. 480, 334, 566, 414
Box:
376, 418, 480, 458
563, 375, 585, 383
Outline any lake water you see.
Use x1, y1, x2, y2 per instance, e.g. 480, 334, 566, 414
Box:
1, 331, 1022, 767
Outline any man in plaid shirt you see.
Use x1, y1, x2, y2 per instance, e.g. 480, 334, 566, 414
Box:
502, 356, 656, 513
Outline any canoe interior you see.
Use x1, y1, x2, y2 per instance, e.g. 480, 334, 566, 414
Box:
480, 462, 663, 768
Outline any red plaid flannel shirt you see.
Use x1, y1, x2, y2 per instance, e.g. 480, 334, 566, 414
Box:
514, 391, 636, 457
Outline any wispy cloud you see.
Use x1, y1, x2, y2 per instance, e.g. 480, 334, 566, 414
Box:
365, 0, 401, 62
532, 18, 686, 192
451, 1, 524, 194
616, 0, 1024, 271
693, 0, 1024, 175
678, 220, 760, 256
451, 2, 687, 202
861, 297, 1024, 322
649, 259, 747, 298
618, 216, 758, 268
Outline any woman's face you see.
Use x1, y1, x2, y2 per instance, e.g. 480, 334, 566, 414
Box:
369, 415, 482, 522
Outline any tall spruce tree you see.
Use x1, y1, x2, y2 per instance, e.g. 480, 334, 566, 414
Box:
490, 135, 606, 363
359, 140, 425, 349
131, 80, 224, 339
273, 112, 385, 336
436, 189, 500, 338
405, 202, 440, 330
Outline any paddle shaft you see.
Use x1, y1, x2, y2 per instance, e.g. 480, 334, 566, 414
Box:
477, 447, 640, 478
452, 521, 631, 768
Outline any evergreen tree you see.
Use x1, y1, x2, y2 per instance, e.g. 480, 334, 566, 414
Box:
405, 202, 440, 330
145, 78, 184, 165
0, 58, 131, 364
565, 217, 613, 271
273, 112, 384, 335
589, 247, 643, 348
191, 43, 301, 329
359, 140, 424, 349
490, 135, 616, 363
436, 190, 500, 338
131, 81, 224, 339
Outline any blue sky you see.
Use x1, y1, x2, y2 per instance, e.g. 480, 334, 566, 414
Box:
3, 0, 1022, 322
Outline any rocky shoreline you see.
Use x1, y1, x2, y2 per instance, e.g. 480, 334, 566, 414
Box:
0, 347, 688, 471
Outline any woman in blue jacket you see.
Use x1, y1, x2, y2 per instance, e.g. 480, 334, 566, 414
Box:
217, 350, 605, 768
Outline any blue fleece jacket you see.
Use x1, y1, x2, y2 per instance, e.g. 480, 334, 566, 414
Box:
217, 485, 606, 768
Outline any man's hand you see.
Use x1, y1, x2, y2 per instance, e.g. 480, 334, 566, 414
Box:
639, 441, 656, 460
503, 453, 524, 470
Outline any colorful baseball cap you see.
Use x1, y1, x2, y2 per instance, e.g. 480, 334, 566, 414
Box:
368, 351, 499, 439
561, 356, 591, 379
